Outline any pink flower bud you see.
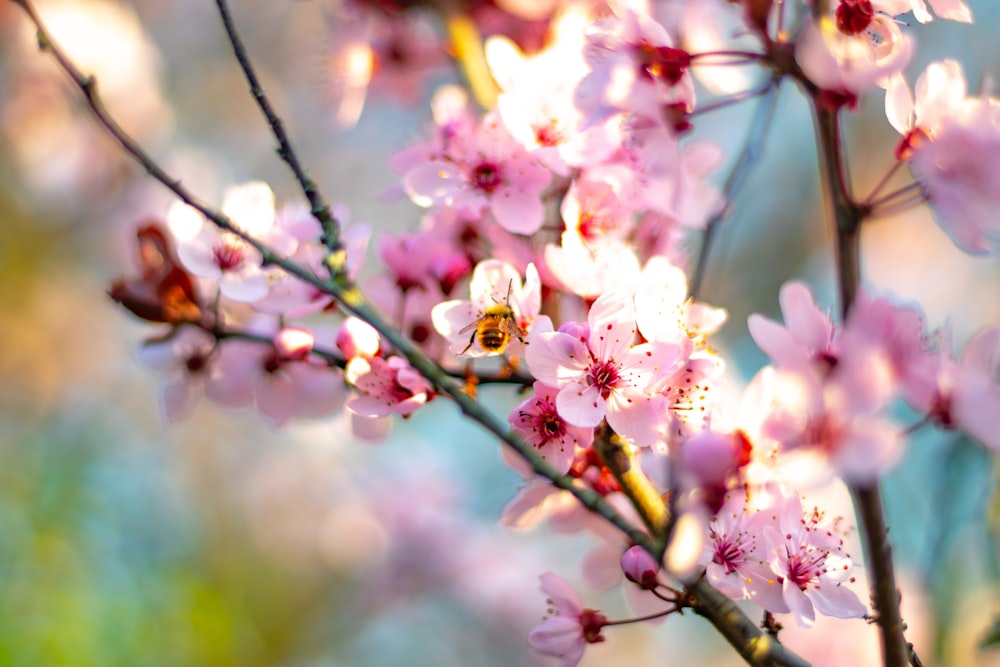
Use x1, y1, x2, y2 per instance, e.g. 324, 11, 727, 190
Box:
337, 317, 380, 359
681, 431, 739, 487
274, 326, 314, 360
620, 545, 659, 590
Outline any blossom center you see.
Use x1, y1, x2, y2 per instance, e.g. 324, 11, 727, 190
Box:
835, 0, 874, 35
472, 162, 502, 193
535, 124, 562, 147
185, 352, 209, 374
578, 609, 608, 644
785, 550, 826, 591
712, 537, 745, 575
213, 240, 245, 272
587, 359, 621, 399
634, 42, 691, 86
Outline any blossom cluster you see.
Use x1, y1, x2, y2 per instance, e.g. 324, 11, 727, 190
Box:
99, 0, 1000, 665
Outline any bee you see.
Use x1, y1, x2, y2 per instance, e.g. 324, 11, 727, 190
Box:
459, 280, 527, 355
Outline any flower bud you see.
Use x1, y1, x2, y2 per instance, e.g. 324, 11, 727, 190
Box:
620, 545, 659, 590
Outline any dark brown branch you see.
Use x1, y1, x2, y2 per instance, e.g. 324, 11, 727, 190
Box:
690, 81, 781, 299
213, 0, 343, 257
811, 102, 911, 667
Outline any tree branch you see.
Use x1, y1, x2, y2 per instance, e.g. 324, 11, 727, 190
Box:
811, 98, 911, 667
213, 0, 344, 257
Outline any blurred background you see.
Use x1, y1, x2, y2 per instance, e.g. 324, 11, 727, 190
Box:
0, 0, 998, 665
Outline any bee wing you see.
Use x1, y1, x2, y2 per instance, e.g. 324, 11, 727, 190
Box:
500, 315, 527, 339
458, 318, 482, 335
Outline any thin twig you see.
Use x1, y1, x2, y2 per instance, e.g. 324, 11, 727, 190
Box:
210, 325, 533, 385
691, 80, 777, 117
867, 182, 924, 212
861, 159, 905, 206
689, 79, 781, 299
214, 0, 344, 257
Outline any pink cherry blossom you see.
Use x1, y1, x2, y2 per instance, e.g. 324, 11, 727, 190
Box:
759, 360, 902, 484
134, 326, 218, 422
526, 291, 686, 447
346, 354, 432, 419
795, 14, 912, 110
326, 7, 445, 127
886, 60, 1000, 254
748, 281, 836, 373
576, 6, 696, 129
560, 176, 635, 245
509, 381, 595, 475
543, 234, 642, 300
486, 29, 619, 174
167, 181, 294, 303
528, 573, 607, 667
700, 487, 789, 613
620, 544, 659, 590
202, 320, 347, 425
336, 317, 381, 360
763, 494, 867, 627
919, 328, 1000, 452
839, 289, 936, 410
402, 108, 552, 235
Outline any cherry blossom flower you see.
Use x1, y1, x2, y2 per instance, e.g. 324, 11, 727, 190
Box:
839, 290, 935, 409
326, 7, 444, 127
203, 321, 347, 425
918, 328, 1000, 452
700, 488, 789, 612
528, 573, 608, 667
576, 6, 696, 129
431, 259, 545, 358
486, 24, 620, 175
167, 181, 295, 302
620, 544, 660, 590
543, 234, 642, 300
796, 11, 912, 110
885, 60, 1000, 254
509, 381, 595, 475
336, 317, 381, 360
135, 326, 218, 421
402, 108, 552, 235
748, 281, 837, 374
346, 354, 432, 419
759, 357, 903, 484
526, 290, 686, 446
379, 224, 470, 295
763, 494, 867, 627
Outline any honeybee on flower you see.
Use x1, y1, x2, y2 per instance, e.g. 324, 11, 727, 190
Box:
431, 259, 549, 358
458, 279, 526, 355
